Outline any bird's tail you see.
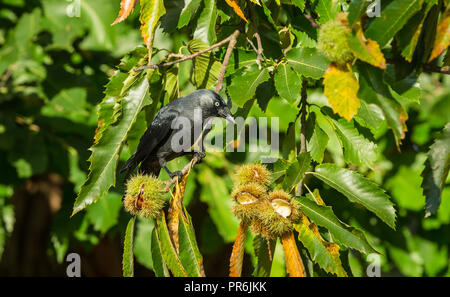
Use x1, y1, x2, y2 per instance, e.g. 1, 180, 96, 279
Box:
139, 158, 161, 177
120, 153, 138, 175
121, 154, 161, 179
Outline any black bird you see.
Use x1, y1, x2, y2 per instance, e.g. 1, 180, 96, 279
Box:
120, 89, 235, 179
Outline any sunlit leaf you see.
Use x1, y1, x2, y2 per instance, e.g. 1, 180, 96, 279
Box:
112, 0, 138, 25
286, 47, 329, 79
225, 0, 248, 22
365, 0, 423, 48
228, 65, 271, 108
428, 8, 450, 62
72, 68, 152, 215
294, 196, 378, 254
274, 63, 302, 103
347, 21, 386, 69
139, 0, 166, 50
323, 65, 361, 122
193, 0, 217, 45
188, 39, 222, 89
311, 163, 396, 228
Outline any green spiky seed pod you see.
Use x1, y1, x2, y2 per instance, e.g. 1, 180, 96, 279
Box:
236, 164, 271, 186
231, 183, 267, 203
318, 18, 353, 65
258, 199, 293, 238
249, 217, 271, 239
231, 183, 268, 222
268, 189, 292, 202
268, 189, 301, 222
123, 173, 166, 219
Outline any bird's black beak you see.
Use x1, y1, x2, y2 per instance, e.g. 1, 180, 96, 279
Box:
219, 107, 235, 124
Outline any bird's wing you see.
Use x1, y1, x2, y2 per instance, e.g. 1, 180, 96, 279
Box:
120, 109, 179, 174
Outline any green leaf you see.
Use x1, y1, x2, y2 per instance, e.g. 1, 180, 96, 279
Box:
151, 226, 170, 277
193, 0, 217, 45
274, 63, 302, 103
292, 0, 306, 12
396, 3, 433, 62
188, 39, 222, 89
347, 0, 368, 26
357, 63, 406, 146
178, 210, 204, 277
283, 152, 311, 192
225, 50, 258, 76
286, 47, 329, 79
354, 100, 385, 135
72, 70, 151, 215
122, 216, 136, 277
133, 217, 154, 271
421, 123, 450, 216
155, 212, 189, 276
306, 114, 329, 163
295, 222, 347, 276
198, 167, 240, 242
228, 65, 271, 108
294, 196, 377, 254
252, 235, 276, 277
311, 163, 396, 228
140, 0, 166, 50
331, 118, 377, 167
315, 0, 340, 24
163, 67, 179, 101
365, 0, 423, 48
178, 0, 202, 28
86, 192, 122, 234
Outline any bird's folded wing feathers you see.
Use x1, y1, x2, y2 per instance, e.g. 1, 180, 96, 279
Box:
120, 110, 179, 174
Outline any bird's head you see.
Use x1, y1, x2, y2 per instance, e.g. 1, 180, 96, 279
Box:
196, 89, 235, 124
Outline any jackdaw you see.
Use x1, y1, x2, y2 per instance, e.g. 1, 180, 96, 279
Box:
120, 89, 235, 179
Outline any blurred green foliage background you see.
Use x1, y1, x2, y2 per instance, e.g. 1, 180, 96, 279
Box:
0, 0, 449, 276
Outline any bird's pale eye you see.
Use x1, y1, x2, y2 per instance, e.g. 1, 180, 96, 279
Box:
215, 102, 220, 107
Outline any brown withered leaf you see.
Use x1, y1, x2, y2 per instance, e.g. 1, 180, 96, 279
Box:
281, 231, 306, 277
229, 221, 248, 277
111, 0, 138, 25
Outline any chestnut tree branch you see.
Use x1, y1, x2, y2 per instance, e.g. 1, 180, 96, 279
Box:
134, 30, 241, 72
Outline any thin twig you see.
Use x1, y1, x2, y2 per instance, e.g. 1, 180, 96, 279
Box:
304, 14, 320, 29
216, 30, 240, 93
296, 80, 308, 197
422, 64, 450, 75
134, 30, 241, 71
249, 5, 264, 69
386, 58, 450, 75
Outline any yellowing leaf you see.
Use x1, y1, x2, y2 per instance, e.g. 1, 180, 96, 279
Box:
112, 0, 138, 25
323, 65, 361, 122
229, 222, 247, 277
347, 20, 386, 69
429, 8, 450, 62
225, 0, 248, 22
140, 0, 166, 51
281, 231, 306, 277
249, 0, 262, 6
